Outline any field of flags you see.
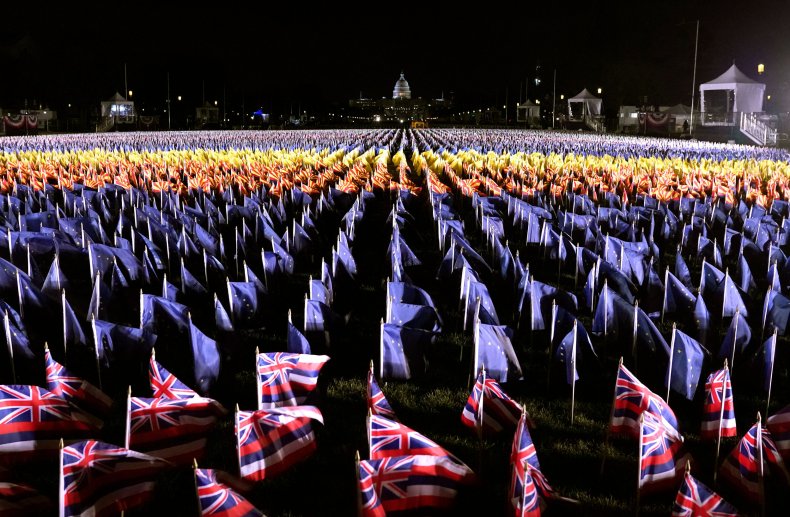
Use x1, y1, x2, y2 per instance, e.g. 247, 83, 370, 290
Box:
0, 128, 788, 515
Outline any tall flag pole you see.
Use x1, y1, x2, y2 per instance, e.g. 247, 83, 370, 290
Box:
666, 323, 677, 404
571, 320, 578, 425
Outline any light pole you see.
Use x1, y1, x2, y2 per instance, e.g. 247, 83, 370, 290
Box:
689, 20, 699, 137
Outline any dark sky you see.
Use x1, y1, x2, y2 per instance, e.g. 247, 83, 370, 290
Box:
2, 1, 789, 114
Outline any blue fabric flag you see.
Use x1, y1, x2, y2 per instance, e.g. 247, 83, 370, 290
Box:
718, 311, 751, 362
760, 333, 777, 392
304, 299, 341, 332
287, 320, 311, 354
189, 319, 220, 394
309, 279, 331, 306
675, 250, 694, 290
668, 329, 707, 400
380, 323, 433, 380
227, 281, 259, 325
387, 282, 435, 308
388, 301, 441, 333
214, 294, 233, 332
693, 294, 711, 346
476, 323, 522, 383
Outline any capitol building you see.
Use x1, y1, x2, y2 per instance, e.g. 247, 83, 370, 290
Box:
348, 72, 453, 123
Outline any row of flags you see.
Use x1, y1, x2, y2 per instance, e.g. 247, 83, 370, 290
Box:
0, 126, 789, 515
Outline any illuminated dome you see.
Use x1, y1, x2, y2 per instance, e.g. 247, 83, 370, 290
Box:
392, 73, 411, 100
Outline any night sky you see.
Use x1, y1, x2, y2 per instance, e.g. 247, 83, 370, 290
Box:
1, 1, 789, 115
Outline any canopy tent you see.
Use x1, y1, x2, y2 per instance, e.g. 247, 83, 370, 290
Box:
699, 65, 764, 125
516, 101, 540, 127
661, 104, 692, 132
100, 92, 135, 121
568, 89, 602, 119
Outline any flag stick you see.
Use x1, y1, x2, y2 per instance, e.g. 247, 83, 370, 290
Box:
766, 330, 777, 417
600, 357, 623, 477
139, 289, 144, 329
574, 244, 579, 289
124, 386, 132, 449
4, 311, 15, 383
631, 301, 639, 371
235, 404, 242, 477
15, 271, 24, 320
478, 366, 486, 443
571, 320, 578, 425
90, 316, 102, 390
192, 458, 201, 514
471, 313, 480, 390
546, 301, 557, 391
61, 289, 68, 360
379, 319, 384, 381
757, 412, 766, 517
254, 346, 261, 410
666, 324, 677, 404
603, 279, 609, 337
713, 359, 728, 483
721, 268, 729, 323
635, 413, 644, 516
58, 438, 65, 517
730, 308, 739, 372
661, 267, 669, 324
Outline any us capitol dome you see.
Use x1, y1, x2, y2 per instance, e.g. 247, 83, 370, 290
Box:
392, 73, 412, 100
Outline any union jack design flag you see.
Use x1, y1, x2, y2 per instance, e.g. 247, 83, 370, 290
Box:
149, 356, 198, 400
767, 404, 790, 461
639, 412, 687, 493
510, 411, 543, 516
0, 481, 51, 515
368, 414, 456, 460
701, 367, 736, 440
128, 396, 220, 465
45, 349, 113, 417
611, 363, 680, 440
367, 365, 396, 421
720, 421, 762, 501
256, 352, 329, 409
358, 454, 473, 516
671, 471, 739, 517
462, 369, 524, 435
236, 405, 323, 481
60, 440, 170, 517
0, 385, 95, 454
194, 468, 262, 516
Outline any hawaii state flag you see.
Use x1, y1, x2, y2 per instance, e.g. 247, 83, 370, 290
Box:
461, 368, 523, 436
700, 367, 736, 440
611, 363, 680, 440
194, 468, 262, 516
127, 396, 221, 465
368, 414, 461, 461
256, 352, 330, 409
236, 405, 323, 481
719, 418, 788, 502
671, 470, 739, 517
367, 365, 396, 421
149, 355, 199, 400
45, 348, 113, 418
767, 404, 790, 461
0, 385, 96, 455
639, 412, 688, 493
60, 440, 171, 517
358, 454, 474, 516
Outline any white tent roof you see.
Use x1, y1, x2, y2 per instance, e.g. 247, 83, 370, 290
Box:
701, 64, 761, 87
568, 89, 602, 117
661, 104, 692, 115
699, 65, 765, 114
569, 88, 600, 101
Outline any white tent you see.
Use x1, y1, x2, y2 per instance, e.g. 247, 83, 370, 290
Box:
661, 104, 692, 132
568, 89, 602, 119
100, 92, 135, 120
516, 101, 540, 127
699, 65, 764, 125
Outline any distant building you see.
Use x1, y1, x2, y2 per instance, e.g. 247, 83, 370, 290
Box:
196, 102, 220, 127
98, 92, 135, 131
349, 72, 452, 123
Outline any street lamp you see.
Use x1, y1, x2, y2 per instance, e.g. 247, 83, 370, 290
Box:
177, 95, 182, 101
758, 63, 765, 75
128, 90, 133, 98
597, 87, 602, 95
